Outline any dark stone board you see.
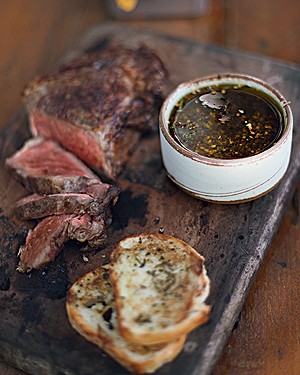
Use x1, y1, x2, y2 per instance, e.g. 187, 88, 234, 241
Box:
1, 24, 300, 375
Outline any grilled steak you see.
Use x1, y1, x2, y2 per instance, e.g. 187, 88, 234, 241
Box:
6, 137, 119, 199
17, 215, 69, 273
8, 44, 167, 271
22, 45, 168, 177
67, 213, 109, 244
6, 137, 96, 179
6, 137, 119, 271
17, 213, 108, 273
15, 193, 107, 220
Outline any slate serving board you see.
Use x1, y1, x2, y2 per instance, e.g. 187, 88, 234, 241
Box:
1, 24, 300, 375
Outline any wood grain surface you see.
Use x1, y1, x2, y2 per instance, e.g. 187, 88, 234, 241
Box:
214, 192, 300, 375
0, 24, 300, 375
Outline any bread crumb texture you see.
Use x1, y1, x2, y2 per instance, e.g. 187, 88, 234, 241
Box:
66, 265, 186, 373
110, 233, 210, 345
66, 233, 210, 372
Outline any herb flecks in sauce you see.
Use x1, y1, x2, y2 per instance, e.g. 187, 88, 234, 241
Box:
169, 85, 283, 159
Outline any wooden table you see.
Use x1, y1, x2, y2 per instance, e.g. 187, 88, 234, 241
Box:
1, 24, 300, 375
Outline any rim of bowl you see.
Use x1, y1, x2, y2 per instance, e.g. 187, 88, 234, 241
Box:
159, 73, 293, 166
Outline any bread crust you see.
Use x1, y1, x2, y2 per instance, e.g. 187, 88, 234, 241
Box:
66, 266, 186, 374
110, 233, 210, 345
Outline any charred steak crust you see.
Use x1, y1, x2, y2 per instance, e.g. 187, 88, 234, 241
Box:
23, 45, 168, 131
15, 193, 107, 220
22, 45, 168, 177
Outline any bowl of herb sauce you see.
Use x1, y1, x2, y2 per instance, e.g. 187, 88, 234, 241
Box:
159, 73, 293, 203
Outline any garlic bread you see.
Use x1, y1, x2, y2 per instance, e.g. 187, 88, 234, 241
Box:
110, 233, 210, 346
66, 266, 186, 374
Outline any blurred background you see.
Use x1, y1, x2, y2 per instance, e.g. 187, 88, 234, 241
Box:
0, 1, 300, 374
1, 0, 300, 127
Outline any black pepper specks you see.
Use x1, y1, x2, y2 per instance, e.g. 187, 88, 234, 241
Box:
169, 84, 283, 159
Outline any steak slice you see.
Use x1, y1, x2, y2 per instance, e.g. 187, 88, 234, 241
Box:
7, 137, 119, 272
6, 137, 96, 179
15, 193, 107, 219
67, 213, 108, 244
6, 137, 119, 200
22, 44, 168, 177
17, 215, 70, 272
17, 213, 109, 272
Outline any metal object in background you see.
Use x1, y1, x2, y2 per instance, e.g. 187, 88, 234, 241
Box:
115, 0, 139, 12
107, 0, 210, 19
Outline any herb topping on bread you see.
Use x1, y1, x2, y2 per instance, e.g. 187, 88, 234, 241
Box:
66, 266, 186, 374
110, 233, 210, 345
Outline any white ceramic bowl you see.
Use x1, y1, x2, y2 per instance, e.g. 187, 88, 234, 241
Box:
159, 73, 293, 203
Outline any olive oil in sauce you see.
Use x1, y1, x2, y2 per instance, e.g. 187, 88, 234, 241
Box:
169, 84, 284, 159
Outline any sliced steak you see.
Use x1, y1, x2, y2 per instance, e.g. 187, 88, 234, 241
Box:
67, 213, 107, 244
6, 137, 96, 179
22, 45, 168, 177
17, 215, 71, 273
6, 137, 119, 200
15, 193, 106, 219
17, 213, 109, 272
7, 137, 119, 271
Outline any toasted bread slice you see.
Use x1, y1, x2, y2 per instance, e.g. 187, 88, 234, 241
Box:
110, 233, 210, 346
66, 266, 186, 374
